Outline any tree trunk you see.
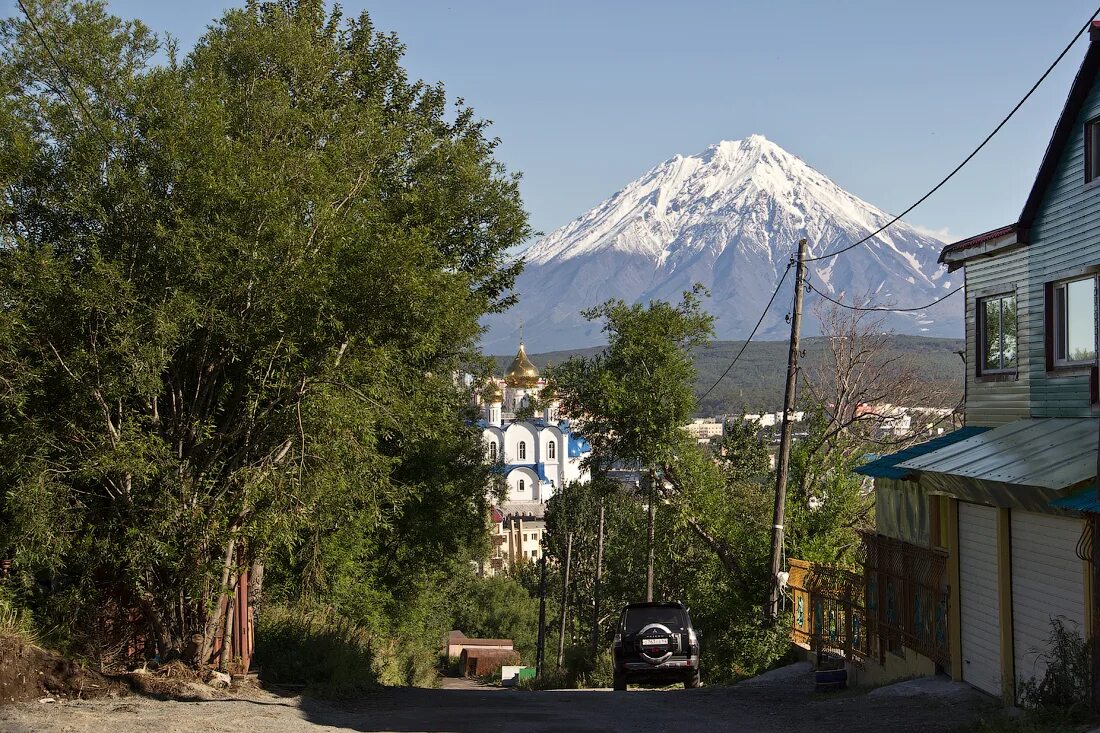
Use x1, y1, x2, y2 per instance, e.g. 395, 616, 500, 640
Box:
200, 537, 237, 667
249, 557, 264, 613
220, 574, 237, 672
137, 593, 171, 662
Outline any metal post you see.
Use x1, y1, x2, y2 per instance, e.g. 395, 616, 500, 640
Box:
1092, 381, 1100, 705
590, 500, 606, 659
766, 238, 808, 621
557, 532, 573, 667
535, 554, 547, 677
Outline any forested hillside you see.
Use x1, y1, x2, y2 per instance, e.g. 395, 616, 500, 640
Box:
494, 334, 965, 414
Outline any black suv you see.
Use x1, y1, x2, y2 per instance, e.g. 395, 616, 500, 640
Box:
611, 601, 701, 690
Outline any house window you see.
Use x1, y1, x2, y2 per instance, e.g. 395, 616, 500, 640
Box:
1052, 276, 1097, 365
548, 440, 556, 460
518, 479, 525, 492
518, 441, 527, 461
978, 293, 1017, 373
1087, 118, 1100, 182
488, 442, 497, 461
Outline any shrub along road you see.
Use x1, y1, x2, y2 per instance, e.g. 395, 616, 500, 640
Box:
0, 666, 996, 733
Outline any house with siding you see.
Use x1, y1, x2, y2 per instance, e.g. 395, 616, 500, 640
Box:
855, 22, 1100, 704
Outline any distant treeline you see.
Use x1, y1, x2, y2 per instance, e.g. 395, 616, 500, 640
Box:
491, 335, 965, 415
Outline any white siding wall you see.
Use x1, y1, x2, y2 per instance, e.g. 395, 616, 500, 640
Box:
958, 502, 1002, 697
1010, 511, 1086, 699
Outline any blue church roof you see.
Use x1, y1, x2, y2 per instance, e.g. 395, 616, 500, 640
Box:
502, 463, 551, 482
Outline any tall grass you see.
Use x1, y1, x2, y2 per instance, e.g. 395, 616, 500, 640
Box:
254, 604, 378, 697
0, 586, 37, 643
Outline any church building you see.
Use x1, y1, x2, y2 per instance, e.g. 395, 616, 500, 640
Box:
477, 341, 591, 515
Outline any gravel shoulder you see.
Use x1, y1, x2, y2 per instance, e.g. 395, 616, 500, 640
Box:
0, 668, 998, 733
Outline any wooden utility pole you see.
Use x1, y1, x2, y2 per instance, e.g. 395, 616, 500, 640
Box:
766, 238, 808, 621
590, 500, 606, 658
535, 554, 547, 677
557, 532, 573, 667
646, 473, 656, 602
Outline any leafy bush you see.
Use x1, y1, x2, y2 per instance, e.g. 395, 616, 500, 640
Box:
1017, 618, 1092, 716
254, 604, 377, 698
0, 585, 36, 642
582, 649, 616, 689
516, 665, 570, 691
705, 615, 792, 681
450, 574, 543, 662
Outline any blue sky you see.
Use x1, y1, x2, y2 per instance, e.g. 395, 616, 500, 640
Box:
13, 0, 1098, 245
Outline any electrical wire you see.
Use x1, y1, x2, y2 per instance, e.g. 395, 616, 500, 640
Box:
15, 0, 112, 148
805, 3, 1100, 264
806, 277, 964, 312
698, 263, 793, 402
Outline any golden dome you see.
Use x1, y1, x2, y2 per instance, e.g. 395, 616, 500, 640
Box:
504, 342, 540, 388
483, 378, 504, 404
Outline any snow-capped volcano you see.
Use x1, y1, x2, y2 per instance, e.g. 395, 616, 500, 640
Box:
483, 134, 960, 353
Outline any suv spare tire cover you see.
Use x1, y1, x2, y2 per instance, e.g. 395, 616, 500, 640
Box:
636, 623, 676, 665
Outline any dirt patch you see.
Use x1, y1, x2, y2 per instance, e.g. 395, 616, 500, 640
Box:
0, 634, 124, 704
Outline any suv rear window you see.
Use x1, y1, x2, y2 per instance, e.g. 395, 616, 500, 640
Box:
623, 606, 686, 633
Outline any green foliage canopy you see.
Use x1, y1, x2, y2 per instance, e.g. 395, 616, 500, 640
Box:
0, 0, 528, 665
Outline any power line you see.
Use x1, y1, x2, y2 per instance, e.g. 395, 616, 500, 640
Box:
806, 277, 964, 312
698, 262, 792, 402
15, 0, 112, 148
805, 4, 1100, 264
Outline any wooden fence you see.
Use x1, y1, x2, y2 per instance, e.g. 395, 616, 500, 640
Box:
788, 559, 869, 663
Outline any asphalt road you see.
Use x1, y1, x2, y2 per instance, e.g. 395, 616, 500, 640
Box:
0, 668, 996, 733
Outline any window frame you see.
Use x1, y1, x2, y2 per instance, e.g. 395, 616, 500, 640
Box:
488, 441, 497, 462
1087, 117, 1100, 185
977, 291, 1018, 376
518, 440, 526, 461
547, 440, 556, 460
1050, 275, 1098, 369
517, 478, 525, 492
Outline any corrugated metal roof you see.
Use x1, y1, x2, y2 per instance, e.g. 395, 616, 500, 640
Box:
1050, 486, 1100, 513
897, 418, 1099, 489
855, 427, 990, 480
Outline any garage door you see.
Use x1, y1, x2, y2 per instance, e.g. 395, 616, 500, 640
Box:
958, 502, 1001, 697
1011, 511, 1085, 699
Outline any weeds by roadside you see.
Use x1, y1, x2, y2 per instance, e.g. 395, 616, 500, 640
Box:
0, 585, 37, 643
254, 604, 379, 699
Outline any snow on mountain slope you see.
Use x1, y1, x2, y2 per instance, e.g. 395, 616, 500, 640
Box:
483, 135, 960, 353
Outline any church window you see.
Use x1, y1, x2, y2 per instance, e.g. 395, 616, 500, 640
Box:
548, 440, 556, 460
488, 442, 497, 461
518, 479, 525, 492
518, 441, 527, 460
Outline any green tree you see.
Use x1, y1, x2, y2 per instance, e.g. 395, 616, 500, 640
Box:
0, 0, 528, 667
550, 288, 715, 476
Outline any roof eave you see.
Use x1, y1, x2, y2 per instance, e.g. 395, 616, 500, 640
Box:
1019, 22, 1100, 230
939, 227, 1027, 272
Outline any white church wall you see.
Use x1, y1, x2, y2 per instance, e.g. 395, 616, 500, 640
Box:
503, 422, 538, 465
506, 467, 540, 502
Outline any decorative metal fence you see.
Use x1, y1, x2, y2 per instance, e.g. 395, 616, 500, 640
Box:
789, 533, 950, 668
861, 532, 950, 667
